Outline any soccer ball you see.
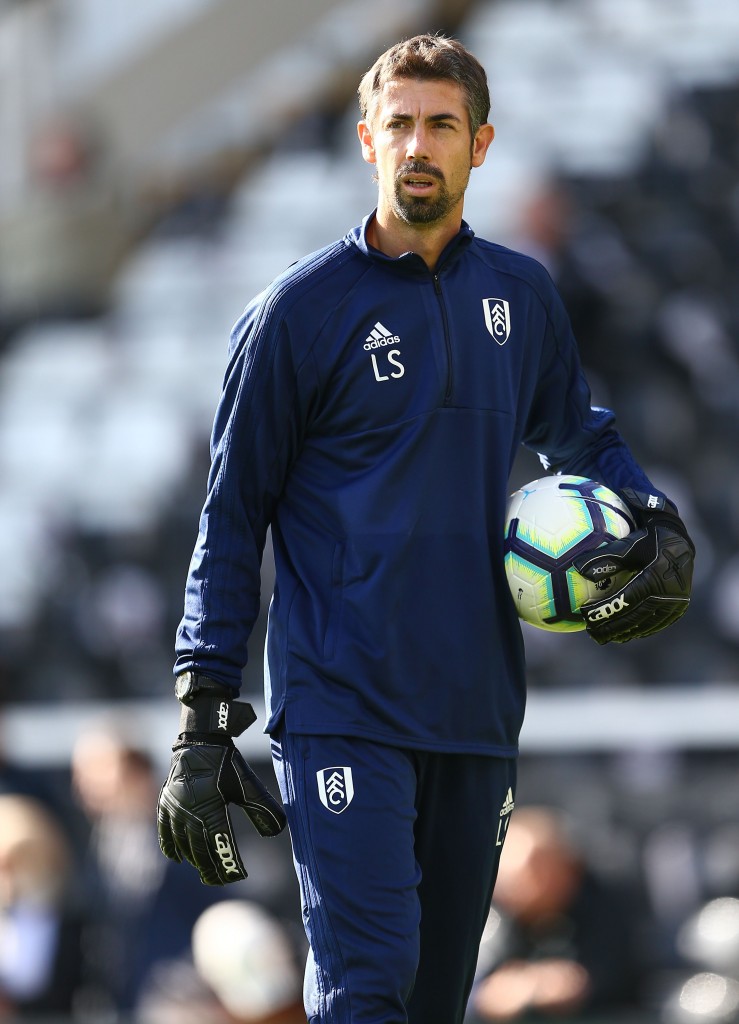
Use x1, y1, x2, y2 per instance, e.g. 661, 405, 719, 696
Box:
504, 475, 635, 632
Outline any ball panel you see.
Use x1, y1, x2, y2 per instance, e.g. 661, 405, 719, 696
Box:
513, 491, 595, 558
505, 550, 584, 632
504, 551, 556, 619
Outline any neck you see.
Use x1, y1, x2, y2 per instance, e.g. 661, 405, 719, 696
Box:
367, 208, 462, 270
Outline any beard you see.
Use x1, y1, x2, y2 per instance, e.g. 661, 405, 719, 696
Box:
391, 161, 470, 225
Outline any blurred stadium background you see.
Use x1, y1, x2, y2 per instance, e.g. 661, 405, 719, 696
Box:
0, 0, 738, 1020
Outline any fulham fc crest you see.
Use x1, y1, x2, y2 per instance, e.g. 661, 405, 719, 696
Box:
483, 298, 511, 345
317, 767, 354, 814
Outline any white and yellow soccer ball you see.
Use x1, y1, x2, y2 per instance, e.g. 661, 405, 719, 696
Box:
504, 475, 635, 632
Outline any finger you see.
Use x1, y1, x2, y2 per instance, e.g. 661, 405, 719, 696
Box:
156, 797, 182, 863
193, 812, 247, 885
241, 798, 287, 838
585, 595, 689, 644
188, 826, 228, 886
580, 577, 646, 643
605, 597, 690, 643
158, 787, 202, 869
165, 811, 240, 884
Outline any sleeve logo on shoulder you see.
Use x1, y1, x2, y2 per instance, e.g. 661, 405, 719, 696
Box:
482, 298, 511, 345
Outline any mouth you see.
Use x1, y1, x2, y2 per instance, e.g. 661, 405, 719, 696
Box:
401, 176, 437, 195
398, 163, 443, 196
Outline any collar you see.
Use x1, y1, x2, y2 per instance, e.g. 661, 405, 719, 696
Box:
345, 210, 476, 276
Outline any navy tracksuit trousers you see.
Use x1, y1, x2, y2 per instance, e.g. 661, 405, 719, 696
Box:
271, 729, 516, 1024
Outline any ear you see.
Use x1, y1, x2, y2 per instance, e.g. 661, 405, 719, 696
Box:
471, 122, 495, 169
357, 120, 377, 165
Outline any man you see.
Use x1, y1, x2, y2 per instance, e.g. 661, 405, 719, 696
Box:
468, 808, 643, 1022
157, 35, 693, 1024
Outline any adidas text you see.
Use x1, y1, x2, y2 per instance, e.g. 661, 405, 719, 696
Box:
587, 595, 630, 621
364, 335, 400, 350
214, 833, 241, 875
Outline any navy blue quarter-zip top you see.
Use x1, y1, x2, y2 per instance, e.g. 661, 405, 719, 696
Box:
175, 211, 661, 754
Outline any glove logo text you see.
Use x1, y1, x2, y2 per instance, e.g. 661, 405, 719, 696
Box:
591, 562, 618, 575
213, 832, 241, 875
316, 766, 354, 814
217, 701, 229, 730
587, 594, 629, 621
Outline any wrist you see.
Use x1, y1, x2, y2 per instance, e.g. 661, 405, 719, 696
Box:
620, 487, 694, 551
174, 670, 231, 704
174, 672, 257, 738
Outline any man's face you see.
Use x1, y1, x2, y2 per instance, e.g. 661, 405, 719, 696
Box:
358, 77, 493, 228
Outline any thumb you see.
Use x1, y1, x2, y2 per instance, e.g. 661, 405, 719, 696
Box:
572, 527, 652, 580
222, 747, 287, 838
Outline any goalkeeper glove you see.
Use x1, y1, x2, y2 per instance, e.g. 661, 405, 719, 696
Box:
572, 488, 694, 645
157, 672, 286, 885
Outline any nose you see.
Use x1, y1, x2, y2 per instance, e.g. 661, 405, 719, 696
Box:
405, 125, 431, 162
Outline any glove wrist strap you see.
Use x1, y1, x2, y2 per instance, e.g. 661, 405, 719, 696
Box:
178, 693, 257, 738
620, 487, 694, 551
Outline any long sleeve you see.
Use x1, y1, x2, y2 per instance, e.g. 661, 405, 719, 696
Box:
522, 276, 660, 500
174, 295, 319, 690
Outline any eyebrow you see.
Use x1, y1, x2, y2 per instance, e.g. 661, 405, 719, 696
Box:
387, 112, 463, 124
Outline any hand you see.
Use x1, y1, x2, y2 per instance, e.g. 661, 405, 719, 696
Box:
572, 488, 694, 645
157, 678, 286, 885
472, 959, 590, 1021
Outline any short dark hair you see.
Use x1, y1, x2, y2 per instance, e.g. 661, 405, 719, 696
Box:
358, 34, 491, 136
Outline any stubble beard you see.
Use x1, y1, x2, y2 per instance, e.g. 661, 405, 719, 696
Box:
391, 162, 470, 226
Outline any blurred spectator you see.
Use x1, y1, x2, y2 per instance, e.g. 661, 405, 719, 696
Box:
191, 900, 305, 1024
137, 900, 305, 1024
136, 957, 231, 1024
71, 725, 220, 1018
0, 111, 135, 340
0, 793, 82, 1017
466, 807, 644, 1022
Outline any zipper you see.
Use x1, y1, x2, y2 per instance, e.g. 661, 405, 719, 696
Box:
433, 272, 453, 404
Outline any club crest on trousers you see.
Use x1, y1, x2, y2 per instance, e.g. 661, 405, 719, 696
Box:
483, 298, 511, 345
317, 766, 354, 814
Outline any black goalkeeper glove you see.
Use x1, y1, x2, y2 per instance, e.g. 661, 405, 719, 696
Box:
157, 672, 286, 885
572, 488, 694, 645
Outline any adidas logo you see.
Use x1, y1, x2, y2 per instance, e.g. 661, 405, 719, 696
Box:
500, 788, 515, 817
364, 321, 401, 350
